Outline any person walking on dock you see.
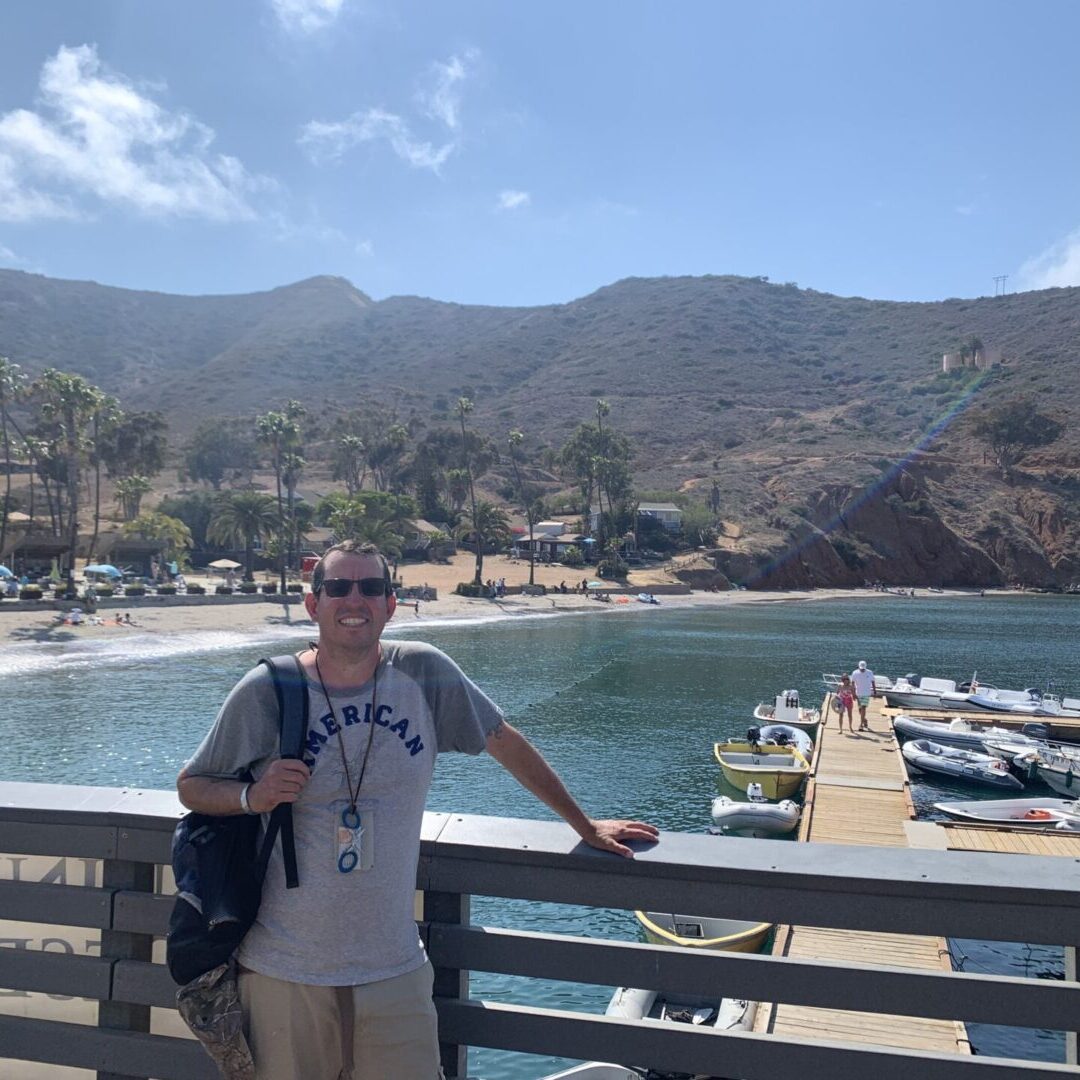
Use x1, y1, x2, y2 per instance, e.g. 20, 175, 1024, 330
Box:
836, 674, 856, 733
851, 660, 875, 731
177, 540, 657, 1080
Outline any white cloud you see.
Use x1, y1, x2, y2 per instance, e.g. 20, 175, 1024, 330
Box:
0, 243, 27, 266
496, 190, 530, 211
1017, 229, 1080, 290
271, 0, 345, 35
355, 239, 374, 257
955, 204, 975, 216
416, 51, 477, 131
0, 44, 270, 223
300, 51, 477, 173
300, 108, 455, 170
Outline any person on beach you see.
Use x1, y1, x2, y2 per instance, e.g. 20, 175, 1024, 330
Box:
176, 540, 657, 1080
850, 660, 875, 730
835, 674, 856, 733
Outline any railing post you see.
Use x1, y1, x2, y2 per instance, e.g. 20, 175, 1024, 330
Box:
425, 887, 470, 1080
97, 854, 154, 1080
1066, 945, 1078, 1065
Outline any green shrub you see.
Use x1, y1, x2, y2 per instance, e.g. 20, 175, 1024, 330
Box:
598, 557, 629, 579
454, 582, 485, 597
95, 586, 114, 597
19, 586, 43, 600
561, 545, 584, 568
187, 583, 206, 595
238, 582, 258, 594
157, 584, 177, 595
261, 583, 279, 594
124, 585, 146, 597
215, 585, 233, 595
287, 583, 304, 594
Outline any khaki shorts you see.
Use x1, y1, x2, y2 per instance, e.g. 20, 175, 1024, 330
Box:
239, 960, 443, 1080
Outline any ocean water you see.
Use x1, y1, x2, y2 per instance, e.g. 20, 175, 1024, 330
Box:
1, 594, 1076, 1077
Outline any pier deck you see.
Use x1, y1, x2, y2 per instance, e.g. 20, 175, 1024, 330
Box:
754, 695, 970, 1055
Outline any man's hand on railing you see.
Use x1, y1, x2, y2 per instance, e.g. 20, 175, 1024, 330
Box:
577, 818, 660, 859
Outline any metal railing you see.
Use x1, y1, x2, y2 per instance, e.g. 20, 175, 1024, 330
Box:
0, 782, 1078, 1079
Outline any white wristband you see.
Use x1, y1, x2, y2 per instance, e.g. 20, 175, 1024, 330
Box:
239, 782, 256, 815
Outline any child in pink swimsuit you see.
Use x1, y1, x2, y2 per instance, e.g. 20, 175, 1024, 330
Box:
836, 675, 855, 733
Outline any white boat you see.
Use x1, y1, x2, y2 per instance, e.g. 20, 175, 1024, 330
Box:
753, 690, 820, 731
711, 782, 800, 837
892, 714, 1051, 752
606, 984, 757, 1032
756, 723, 814, 757
883, 676, 957, 711
635, 910, 772, 952
934, 797, 1080, 829
539, 1065, 641, 1080
1029, 754, 1080, 796
901, 739, 1023, 790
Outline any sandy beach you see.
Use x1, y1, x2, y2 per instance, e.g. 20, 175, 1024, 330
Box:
0, 551, 988, 648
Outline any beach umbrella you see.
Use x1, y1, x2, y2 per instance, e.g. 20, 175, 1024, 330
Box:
0, 566, 12, 578
84, 564, 122, 578
208, 558, 242, 570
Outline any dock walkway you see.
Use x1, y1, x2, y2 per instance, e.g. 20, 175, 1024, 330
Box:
754, 695, 970, 1055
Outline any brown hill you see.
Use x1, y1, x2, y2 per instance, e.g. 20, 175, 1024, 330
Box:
2, 269, 1078, 587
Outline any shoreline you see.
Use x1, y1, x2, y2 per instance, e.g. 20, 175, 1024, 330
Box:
0, 582, 997, 653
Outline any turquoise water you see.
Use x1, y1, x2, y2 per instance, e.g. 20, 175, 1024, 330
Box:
2, 595, 1076, 1076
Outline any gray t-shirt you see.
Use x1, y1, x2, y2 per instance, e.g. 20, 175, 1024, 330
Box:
183, 639, 504, 985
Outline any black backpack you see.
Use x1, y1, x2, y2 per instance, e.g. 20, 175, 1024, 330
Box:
166, 655, 309, 986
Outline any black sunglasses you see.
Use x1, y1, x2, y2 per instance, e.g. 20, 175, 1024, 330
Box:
318, 577, 390, 599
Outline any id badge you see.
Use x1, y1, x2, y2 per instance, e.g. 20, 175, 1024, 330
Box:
333, 800, 375, 873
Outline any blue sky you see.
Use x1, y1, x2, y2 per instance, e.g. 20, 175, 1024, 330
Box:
1, 0, 1079, 306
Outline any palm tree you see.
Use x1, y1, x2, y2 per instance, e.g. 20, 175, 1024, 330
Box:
114, 475, 153, 521
0, 358, 25, 559
456, 398, 484, 584
455, 500, 510, 586
594, 398, 611, 547
332, 435, 366, 496
256, 410, 299, 592
507, 430, 536, 586
123, 511, 193, 568
207, 491, 279, 581
33, 370, 105, 582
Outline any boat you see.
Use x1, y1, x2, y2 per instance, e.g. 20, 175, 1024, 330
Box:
636, 592, 659, 605
606, 984, 757, 1032
934, 797, 1080, 829
756, 722, 814, 757
539, 1066, 641, 1080
711, 782, 800, 837
892, 714, 1051, 752
753, 690, 821, 731
634, 910, 772, 952
1026, 753, 1080, 796
882, 676, 958, 712
713, 740, 809, 800
539, 1065, 640, 1080
901, 739, 1023, 790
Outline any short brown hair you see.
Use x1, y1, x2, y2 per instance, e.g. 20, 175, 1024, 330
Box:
311, 541, 392, 595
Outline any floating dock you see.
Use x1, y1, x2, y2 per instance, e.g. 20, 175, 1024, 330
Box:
753, 694, 971, 1055
881, 703, 1080, 742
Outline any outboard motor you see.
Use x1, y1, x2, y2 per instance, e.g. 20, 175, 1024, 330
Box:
772, 731, 792, 747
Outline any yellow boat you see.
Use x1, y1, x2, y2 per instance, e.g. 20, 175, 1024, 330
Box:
634, 910, 772, 952
713, 740, 809, 800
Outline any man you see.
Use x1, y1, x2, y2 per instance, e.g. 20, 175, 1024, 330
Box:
850, 659, 876, 731
177, 541, 657, 1080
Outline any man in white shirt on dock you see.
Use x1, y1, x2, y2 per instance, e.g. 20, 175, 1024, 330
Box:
850, 660, 875, 731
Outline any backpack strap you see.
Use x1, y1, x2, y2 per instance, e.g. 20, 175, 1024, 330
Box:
254, 655, 310, 889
